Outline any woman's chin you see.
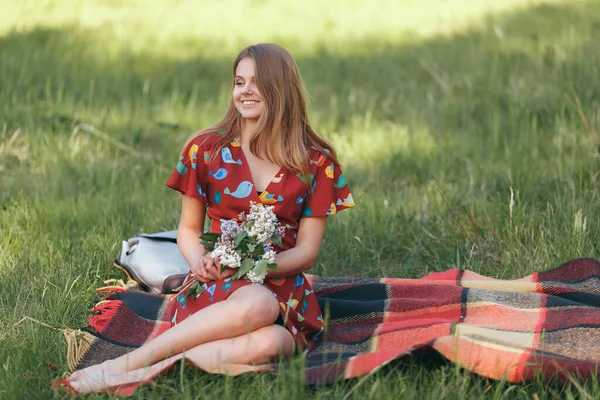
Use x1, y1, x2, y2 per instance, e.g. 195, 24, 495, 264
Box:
240, 113, 262, 122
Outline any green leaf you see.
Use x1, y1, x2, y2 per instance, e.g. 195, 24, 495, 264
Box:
271, 236, 283, 248
254, 244, 265, 256
200, 232, 220, 242
237, 241, 248, 253
187, 281, 205, 298
267, 262, 278, 271
254, 259, 267, 276
234, 231, 248, 247
237, 258, 254, 278
247, 243, 256, 252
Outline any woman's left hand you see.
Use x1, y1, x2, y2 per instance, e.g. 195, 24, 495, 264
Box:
219, 267, 238, 279
190, 255, 222, 282
203, 261, 222, 281
202, 262, 237, 281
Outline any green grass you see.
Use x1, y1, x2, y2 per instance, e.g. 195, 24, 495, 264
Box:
1, 0, 600, 398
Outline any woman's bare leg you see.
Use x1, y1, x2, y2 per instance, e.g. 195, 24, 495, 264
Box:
70, 325, 295, 393
68, 285, 279, 381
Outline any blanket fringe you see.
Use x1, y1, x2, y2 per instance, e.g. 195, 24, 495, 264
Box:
63, 329, 96, 372
95, 278, 139, 295
94, 263, 143, 295
88, 300, 123, 333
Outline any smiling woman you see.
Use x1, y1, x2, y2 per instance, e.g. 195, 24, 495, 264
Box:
58, 43, 355, 395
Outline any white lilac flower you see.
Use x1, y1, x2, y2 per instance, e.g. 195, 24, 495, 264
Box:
210, 240, 241, 268
263, 250, 276, 263
220, 219, 241, 239
246, 270, 265, 284
245, 202, 278, 243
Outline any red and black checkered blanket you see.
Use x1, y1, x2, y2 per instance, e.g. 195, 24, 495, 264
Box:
59, 258, 600, 396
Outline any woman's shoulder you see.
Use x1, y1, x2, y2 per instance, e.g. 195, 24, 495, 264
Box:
188, 131, 223, 150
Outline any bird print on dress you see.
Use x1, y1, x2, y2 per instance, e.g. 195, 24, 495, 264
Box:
311, 153, 326, 167
224, 181, 253, 198
176, 157, 187, 175
287, 298, 299, 309
177, 293, 187, 309
328, 203, 337, 215
325, 163, 334, 179
221, 280, 233, 292
189, 144, 199, 170
221, 148, 242, 164
302, 205, 312, 217
336, 194, 355, 207
259, 191, 284, 204
209, 168, 228, 180
206, 284, 216, 301
293, 275, 305, 287
296, 172, 315, 185
334, 174, 347, 189
271, 173, 284, 183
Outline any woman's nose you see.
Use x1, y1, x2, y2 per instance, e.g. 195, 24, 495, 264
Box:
242, 83, 253, 94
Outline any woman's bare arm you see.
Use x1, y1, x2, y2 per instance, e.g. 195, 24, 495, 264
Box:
265, 216, 327, 278
177, 195, 220, 281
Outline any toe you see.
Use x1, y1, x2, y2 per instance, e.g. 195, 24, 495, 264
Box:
67, 371, 80, 381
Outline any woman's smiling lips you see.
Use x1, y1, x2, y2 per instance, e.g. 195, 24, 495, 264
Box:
241, 100, 260, 106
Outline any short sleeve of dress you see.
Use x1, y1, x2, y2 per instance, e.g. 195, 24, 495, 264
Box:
166, 137, 209, 201
301, 155, 355, 218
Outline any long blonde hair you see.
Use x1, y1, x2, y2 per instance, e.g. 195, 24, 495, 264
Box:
182, 43, 338, 178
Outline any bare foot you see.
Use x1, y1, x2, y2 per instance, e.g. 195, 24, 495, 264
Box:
68, 362, 159, 394
67, 360, 113, 383
69, 371, 111, 394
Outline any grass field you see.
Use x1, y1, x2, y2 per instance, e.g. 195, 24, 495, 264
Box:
1, 0, 600, 398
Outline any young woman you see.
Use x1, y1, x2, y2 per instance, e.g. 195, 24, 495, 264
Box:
66, 43, 355, 393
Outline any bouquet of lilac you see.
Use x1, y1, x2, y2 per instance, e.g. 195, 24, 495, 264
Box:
188, 202, 284, 296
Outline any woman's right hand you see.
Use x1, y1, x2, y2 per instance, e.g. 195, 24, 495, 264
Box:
190, 255, 221, 282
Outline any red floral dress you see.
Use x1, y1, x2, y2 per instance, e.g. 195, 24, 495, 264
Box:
166, 132, 355, 351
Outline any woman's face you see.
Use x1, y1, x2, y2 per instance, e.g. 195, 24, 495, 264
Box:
233, 57, 264, 121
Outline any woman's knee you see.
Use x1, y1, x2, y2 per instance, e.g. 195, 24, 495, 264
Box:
228, 286, 280, 330
254, 325, 295, 360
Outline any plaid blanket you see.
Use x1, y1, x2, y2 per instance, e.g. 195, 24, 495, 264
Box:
59, 258, 600, 396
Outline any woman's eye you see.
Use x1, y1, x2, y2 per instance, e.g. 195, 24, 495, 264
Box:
235, 81, 244, 86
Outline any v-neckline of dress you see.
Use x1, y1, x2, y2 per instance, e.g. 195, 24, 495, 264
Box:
235, 144, 284, 201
